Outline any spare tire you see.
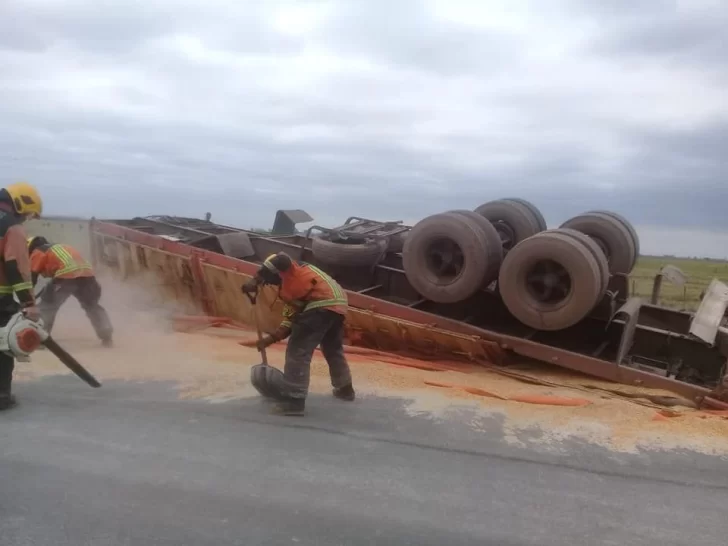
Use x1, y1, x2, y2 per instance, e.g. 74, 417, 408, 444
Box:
446, 210, 504, 282
590, 210, 640, 269
402, 213, 498, 303
501, 198, 547, 231
559, 212, 636, 274
548, 228, 609, 296
312, 236, 388, 267
498, 230, 605, 331
474, 199, 543, 252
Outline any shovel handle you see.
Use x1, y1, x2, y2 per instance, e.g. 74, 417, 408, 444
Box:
246, 290, 268, 366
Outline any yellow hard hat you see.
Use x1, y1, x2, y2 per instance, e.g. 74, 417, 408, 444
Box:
5, 181, 43, 217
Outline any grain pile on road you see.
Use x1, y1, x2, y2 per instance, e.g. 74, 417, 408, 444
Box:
15, 284, 728, 457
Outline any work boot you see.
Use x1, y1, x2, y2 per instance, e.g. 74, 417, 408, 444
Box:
333, 384, 356, 401
270, 397, 305, 416
0, 393, 17, 411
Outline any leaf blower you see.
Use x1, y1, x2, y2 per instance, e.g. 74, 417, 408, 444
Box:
0, 311, 102, 388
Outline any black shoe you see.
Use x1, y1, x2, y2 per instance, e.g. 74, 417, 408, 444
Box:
333, 384, 356, 401
270, 398, 306, 416
0, 393, 17, 411
101, 338, 113, 348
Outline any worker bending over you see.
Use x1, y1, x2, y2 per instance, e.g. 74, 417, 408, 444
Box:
241, 252, 355, 416
0, 182, 42, 411
28, 236, 113, 348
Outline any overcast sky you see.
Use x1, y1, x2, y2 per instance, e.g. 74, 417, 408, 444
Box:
1, 0, 727, 257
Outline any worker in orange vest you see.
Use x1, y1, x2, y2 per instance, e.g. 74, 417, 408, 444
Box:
0, 181, 42, 411
28, 236, 113, 347
241, 252, 355, 416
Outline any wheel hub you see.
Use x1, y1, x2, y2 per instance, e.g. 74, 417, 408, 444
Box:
525, 259, 572, 304
493, 221, 517, 251
425, 238, 464, 280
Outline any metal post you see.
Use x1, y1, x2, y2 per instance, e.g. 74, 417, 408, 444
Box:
650, 273, 663, 305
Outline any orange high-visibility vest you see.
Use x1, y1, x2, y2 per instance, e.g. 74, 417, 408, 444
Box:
277, 262, 348, 328
30, 244, 94, 280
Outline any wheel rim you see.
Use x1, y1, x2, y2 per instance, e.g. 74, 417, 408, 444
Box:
493, 221, 517, 251
590, 236, 611, 265
425, 238, 465, 280
525, 259, 572, 304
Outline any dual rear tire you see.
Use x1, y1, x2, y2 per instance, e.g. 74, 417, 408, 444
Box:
401, 198, 547, 304
402, 211, 503, 304
402, 200, 637, 331
498, 228, 609, 331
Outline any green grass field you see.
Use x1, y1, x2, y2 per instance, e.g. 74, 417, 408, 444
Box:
630, 256, 728, 310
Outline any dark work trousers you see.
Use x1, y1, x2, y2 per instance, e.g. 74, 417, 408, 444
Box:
0, 311, 15, 395
40, 277, 113, 341
274, 308, 352, 400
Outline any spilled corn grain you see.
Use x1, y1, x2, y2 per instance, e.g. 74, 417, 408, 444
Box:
18, 306, 728, 457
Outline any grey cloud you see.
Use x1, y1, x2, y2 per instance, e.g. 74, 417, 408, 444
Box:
0, 0, 301, 56
317, 0, 525, 76
11, 111, 725, 233
566, 0, 677, 20
0, 0, 178, 53
581, 3, 728, 68
4, 102, 728, 230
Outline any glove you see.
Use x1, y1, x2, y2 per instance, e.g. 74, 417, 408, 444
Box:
241, 278, 259, 296
22, 305, 41, 322
240, 335, 276, 351
256, 336, 276, 351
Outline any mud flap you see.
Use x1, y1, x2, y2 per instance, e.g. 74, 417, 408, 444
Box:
250, 363, 284, 399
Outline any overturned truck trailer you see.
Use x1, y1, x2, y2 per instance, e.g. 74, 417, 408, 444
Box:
89, 200, 728, 409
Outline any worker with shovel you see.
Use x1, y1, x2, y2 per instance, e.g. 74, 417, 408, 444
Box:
241, 252, 355, 416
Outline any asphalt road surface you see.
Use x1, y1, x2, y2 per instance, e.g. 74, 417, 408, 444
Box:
2, 376, 727, 546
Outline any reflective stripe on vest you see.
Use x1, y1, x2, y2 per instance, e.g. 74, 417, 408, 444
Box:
0, 281, 31, 295
280, 303, 297, 329
51, 245, 92, 277
300, 264, 348, 312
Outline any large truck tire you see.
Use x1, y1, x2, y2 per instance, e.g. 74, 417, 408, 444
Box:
402, 213, 499, 304
445, 210, 504, 282
498, 230, 606, 331
474, 199, 544, 252
500, 197, 547, 231
590, 210, 640, 268
311, 236, 388, 267
559, 211, 637, 274
550, 228, 610, 296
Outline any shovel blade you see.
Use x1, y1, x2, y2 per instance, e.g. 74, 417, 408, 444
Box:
250, 363, 283, 399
